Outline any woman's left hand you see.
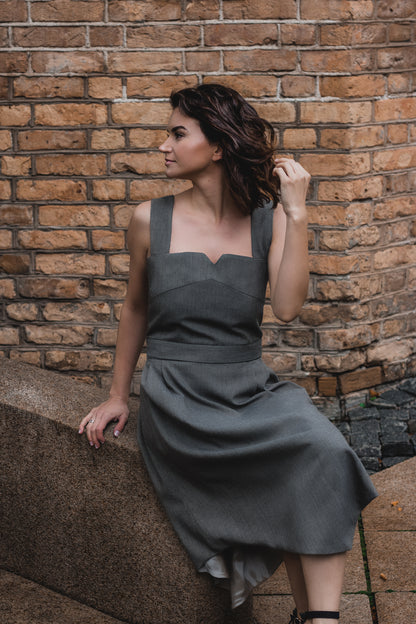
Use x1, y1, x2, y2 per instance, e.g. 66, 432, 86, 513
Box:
273, 157, 310, 218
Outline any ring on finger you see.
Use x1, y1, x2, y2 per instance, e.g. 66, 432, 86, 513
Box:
88, 418, 95, 424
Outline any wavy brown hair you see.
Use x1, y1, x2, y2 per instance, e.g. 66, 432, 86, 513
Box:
170, 83, 280, 215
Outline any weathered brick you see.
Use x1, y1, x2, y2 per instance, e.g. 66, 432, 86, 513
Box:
13, 26, 86, 47
374, 244, 416, 270
262, 352, 297, 374
91, 129, 125, 151
96, 328, 118, 346
130, 179, 191, 201
374, 97, 416, 121
13, 76, 84, 99
0, 52, 28, 73
320, 126, 384, 149
185, 0, 219, 19
0, 327, 19, 345
9, 350, 41, 366
0, 253, 30, 273
25, 325, 93, 346
301, 49, 373, 73
0, 0, 27, 22
36, 154, 107, 176
91, 230, 125, 251
373, 145, 416, 171
92, 180, 125, 201
299, 153, 370, 177
111, 152, 163, 175
281, 75, 316, 98
39, 205, 110, 227
389, 23, 412, 42
111, 102, 171, 125
203, 75, 277, 99
17, 180, 87, 202
283, 128, 317, 150
367, 339, 413, 364
126, 75, 197, 99
318, 176, 383, 202
205, 23, 277, 47
18, 130, 87, 151
340, 367, 382, 394
320, 75, 385, 98
0, 230, 12, 248
301, 0, 374, 20
185, 51, 220, 72
88, 77, 123, 100
253, 102, 296, 123
109, 254, 129, 275
42, 301, 110, 322
36, 253, 105, 275
108, 0, 181, 22
108, 51, 182, 74
6, 303, 38, 321
224, 49, 297, 72
112, 204, 135, 228
377, 0, 415, 18
0, 279, 16, 298
129, 128, 167, 149
0, 181, 11, 200
374, 196, 416, 220
318, 326, 376, 351
93, 279, 127, 298
0, 105, 31, 126
89, 26, 124, 47
45, 350, 113, 371
318, 377, 338, 397
18, 277, 89, 299
315, 351, 366, 374
377, 46, 416, 70
0, 131, 12, 151
387, 72, 411, 94
320, 23, 386, 46
18, 230, 87, 250
127, 25, 200, 48
1, 155, 31, 176
31, 51, 105, 74
281, 24, 316, 46
31, 0, 104, 22
0, 205, 32, 225
35, 103, 107, 126
223, 0, 297, 19
309, 253, 365, 275
300, 101, 372, 124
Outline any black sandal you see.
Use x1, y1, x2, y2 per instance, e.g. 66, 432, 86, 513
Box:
289, 608, 305, 624
301, 612, 339, 621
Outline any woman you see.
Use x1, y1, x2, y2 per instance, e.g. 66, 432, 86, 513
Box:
79, 84, 377, 624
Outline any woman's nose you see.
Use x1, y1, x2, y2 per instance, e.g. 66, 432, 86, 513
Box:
159, 138, 171, 152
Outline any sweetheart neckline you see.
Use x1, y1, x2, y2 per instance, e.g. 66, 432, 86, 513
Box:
148, 251, 256, 266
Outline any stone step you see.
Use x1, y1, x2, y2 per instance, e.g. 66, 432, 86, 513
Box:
0, 569, 125, 624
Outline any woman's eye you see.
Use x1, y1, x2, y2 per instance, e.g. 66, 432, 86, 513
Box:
174, 132, 184, 139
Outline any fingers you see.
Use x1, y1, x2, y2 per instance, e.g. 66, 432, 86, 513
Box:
78, 400, 129, 450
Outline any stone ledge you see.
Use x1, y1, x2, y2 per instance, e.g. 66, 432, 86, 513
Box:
0, 358, 251, 624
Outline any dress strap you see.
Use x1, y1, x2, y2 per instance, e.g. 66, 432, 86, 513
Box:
251, 203, 274, 259
149, 194, 174, 256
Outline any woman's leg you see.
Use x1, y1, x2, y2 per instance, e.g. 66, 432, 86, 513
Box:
283, 552, 308, 615
300, 552, 346, 623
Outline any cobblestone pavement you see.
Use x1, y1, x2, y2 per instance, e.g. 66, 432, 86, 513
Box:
341, 377, 416, 473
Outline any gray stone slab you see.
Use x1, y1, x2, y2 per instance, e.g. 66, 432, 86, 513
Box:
0, 570, 125, 624
379, 389, 414, 406
362, 457, 416, 531
365, 531, 416, 591
348, 406, 380, 421
399, 378, 416, 396
375, 591, 416, 624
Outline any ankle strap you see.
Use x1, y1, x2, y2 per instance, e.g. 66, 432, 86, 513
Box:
301, 612, 339, 620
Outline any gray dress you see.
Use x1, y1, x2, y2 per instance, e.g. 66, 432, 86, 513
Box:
138, 194, 377, 608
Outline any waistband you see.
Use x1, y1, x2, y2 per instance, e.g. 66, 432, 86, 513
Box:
146, 337, 262, 364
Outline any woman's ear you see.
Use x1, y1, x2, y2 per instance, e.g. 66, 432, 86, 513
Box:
212, 144, 223, 162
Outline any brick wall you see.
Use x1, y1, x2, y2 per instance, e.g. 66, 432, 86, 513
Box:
1, 0, 415, 399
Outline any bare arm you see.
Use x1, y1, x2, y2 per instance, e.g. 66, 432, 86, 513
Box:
268, 158, 310, 323
78, 201, 151, 448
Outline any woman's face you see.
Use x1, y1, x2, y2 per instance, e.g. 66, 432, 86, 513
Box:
159, 108, 221, 179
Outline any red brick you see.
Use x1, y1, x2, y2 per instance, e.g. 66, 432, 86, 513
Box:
320, 126, 384, 149
383, 317, 407, 338
89, 26, 123, 47
111, 102, 171, 125
31, 51, 105, 74
367, 339, 413, 365
387, 123, 409, 144
36, 154, 106, 176
281, 24, 316, 45
129, 179, 192, 202
0, 181, 11, 200
0, 52, 27, 73
88, 77, 123, 100
42, 301, 110, 322
1, 155, 30, 176
373, 145, 416, 172
92, 180, 125, 201
0, 279, 16, 298
283, 128, 317, 149
340, 367, 382, 394
315, 351, 366, 374
301, 0, 374, 20
253, 102, 296, 123
224, 49, 297, 72
374, 244, 416, 270
35, 103, 107, 127
309, 253, 362, 275
18, 230, 87, 250
13, 76, 84, 99
389, 23, 412, 42
0, 205, 33, 225
109, 254, 129, 275
281, 75, 315, 98
45, 350, 113, 371
91, 129, 125, 150
96, 328, 118, 346
127, 25, 200, 48
19, 277, 89, 299
36, 253, 105, 276
13, 26, 85, 47
300, 101, 371, 124
299, 153, 370, 177
387, 72, 411, 94
6, 303, 38, 321
0, 328, 19, 345
0, 0, 27, 21
18, 130, 86, 151
377, 0, 415, 18
223, 0, 297, 19
91, 230, 125, 251
0, 230, 12, 248
320, 23, 386, 46
185, 0, 219, 19
39, 205, 109, 227
318, 176, 383, 202
108, 0, 181, 21
320, 74, 385, 98
0, 76, 8, 99
9, 350, 41, 366
31, 0, 104, 21
25, 325, 93, 346
185, 51, 220, 72
374, 97, 416, 121
205, 23, 277, 46
108, 51, 181, 74
126, 75, 197, 99
262, 352, 297, 374
318, 326, 375, 351
318, 377, 338, 397
128, 128, 174, 149
203, 75, 277, 99
0, 105, 31, 126
16, 180, 86, 202
93, 278, 127, 298
0, 130, 12, 151
110, 152, 164, 175
301, 49, 373, 73
378, 46, 416, 70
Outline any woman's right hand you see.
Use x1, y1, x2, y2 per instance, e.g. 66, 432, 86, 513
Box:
78, 397, 129, 449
